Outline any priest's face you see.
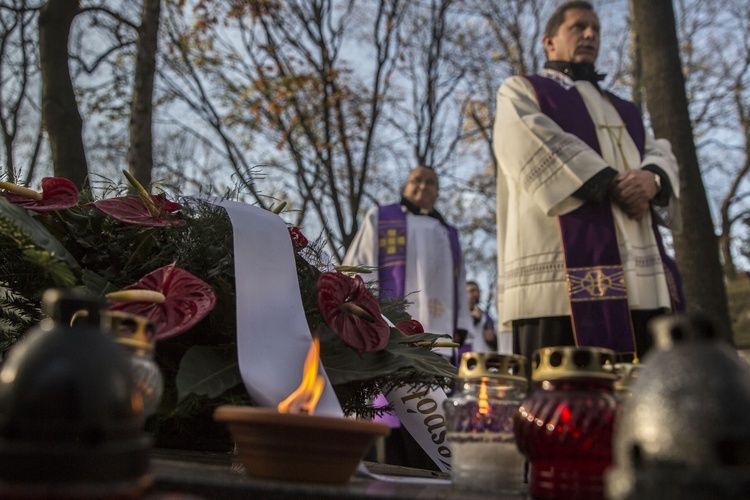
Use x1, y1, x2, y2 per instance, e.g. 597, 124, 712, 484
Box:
543, 7, 600, 64
403, 167, 438, 211
467, 283, 480, 307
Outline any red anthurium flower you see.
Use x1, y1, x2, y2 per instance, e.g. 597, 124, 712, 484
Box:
107, 262, 217, 340
88, 194, 185, 227
395, 319, 424, 336
317, 271, 389, 354
396, 319, 425, 347
288, 226, 308, 253
0, 177, 79, 213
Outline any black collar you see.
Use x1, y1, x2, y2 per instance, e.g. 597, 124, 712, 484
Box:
400, 196, 448, 226
544, 61, 606, 88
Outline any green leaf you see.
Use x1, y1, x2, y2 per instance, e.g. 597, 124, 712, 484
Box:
176, 345, 243, 401
0, 198, 80, 271
81, 269, 117, 296
20, 248, 77, 287
321, 327, 457, 385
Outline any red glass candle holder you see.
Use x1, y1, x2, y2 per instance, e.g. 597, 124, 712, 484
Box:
514, 346, 618, 500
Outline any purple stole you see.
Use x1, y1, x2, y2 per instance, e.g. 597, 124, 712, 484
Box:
526, 74, 684, 355
377, 204, 462, 334
374, 204, 463, 427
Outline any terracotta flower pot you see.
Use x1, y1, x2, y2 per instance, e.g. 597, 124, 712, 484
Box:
214, 406, 390, 484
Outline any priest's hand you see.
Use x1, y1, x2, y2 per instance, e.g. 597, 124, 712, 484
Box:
611, 169, 659, 220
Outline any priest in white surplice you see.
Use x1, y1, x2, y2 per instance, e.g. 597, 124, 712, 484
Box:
493, 0, 683, 363
343, 165, 471, 359
342, 165, 470, 470
463, 280, 499, 354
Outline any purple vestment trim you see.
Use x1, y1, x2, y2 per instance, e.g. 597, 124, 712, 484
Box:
377, 203, 463, 342
378, 203, 462, 354
651, 216, 686, 313
374, 204, 463, 426
374, 204, 407, 427
447, 225, 462, 335
606, 89, 685, 312
526, 74, 667, 354
377, 204, 408, 301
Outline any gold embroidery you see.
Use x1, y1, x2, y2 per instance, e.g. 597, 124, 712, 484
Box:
428, 298, 444, 319
568, 268, 627, 299
598, 123, 630, 171
378, 229, 405, 255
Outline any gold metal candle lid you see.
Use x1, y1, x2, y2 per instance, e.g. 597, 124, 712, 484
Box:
457, 352, 528, 383
103, 310, 156, 351
530, 346, 617, 382
613, 362, 642, 392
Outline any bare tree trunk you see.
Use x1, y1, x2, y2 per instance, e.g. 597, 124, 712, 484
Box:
717, 56, 750, 282
718, 152, 750, 282
39, 0, 88, 190
719, 230, 737, 281
627, 0, 643, 112
632, 0, 731, 335
128, 0, 161, 192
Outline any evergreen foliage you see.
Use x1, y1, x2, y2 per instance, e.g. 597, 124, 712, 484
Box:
0, 190, 455, 429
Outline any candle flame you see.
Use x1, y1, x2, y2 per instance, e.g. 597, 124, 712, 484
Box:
478, 379, 490, 416
277, 336, 325, 415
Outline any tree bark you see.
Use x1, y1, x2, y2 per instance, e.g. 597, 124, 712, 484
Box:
128, 0, 161, 192
39, 0, 88, 190
720, 230, 737, 280
627, 0, 643, 112
632, 0, 731, 336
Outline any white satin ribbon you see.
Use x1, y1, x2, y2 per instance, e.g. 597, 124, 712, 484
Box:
382, 384, 452, 472
200, 197, 342, 416
199, 197, 453, 475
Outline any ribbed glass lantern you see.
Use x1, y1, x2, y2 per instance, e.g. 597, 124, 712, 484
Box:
514, 346, 618, 500
443, 352, 528, 493
613, 362, 641, 402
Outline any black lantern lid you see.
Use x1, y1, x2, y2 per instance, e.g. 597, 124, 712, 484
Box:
607, 314, 750, 498
0, 289, 151, 489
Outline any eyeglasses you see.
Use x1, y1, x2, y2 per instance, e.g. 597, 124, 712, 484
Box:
407, 177, 438, 188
